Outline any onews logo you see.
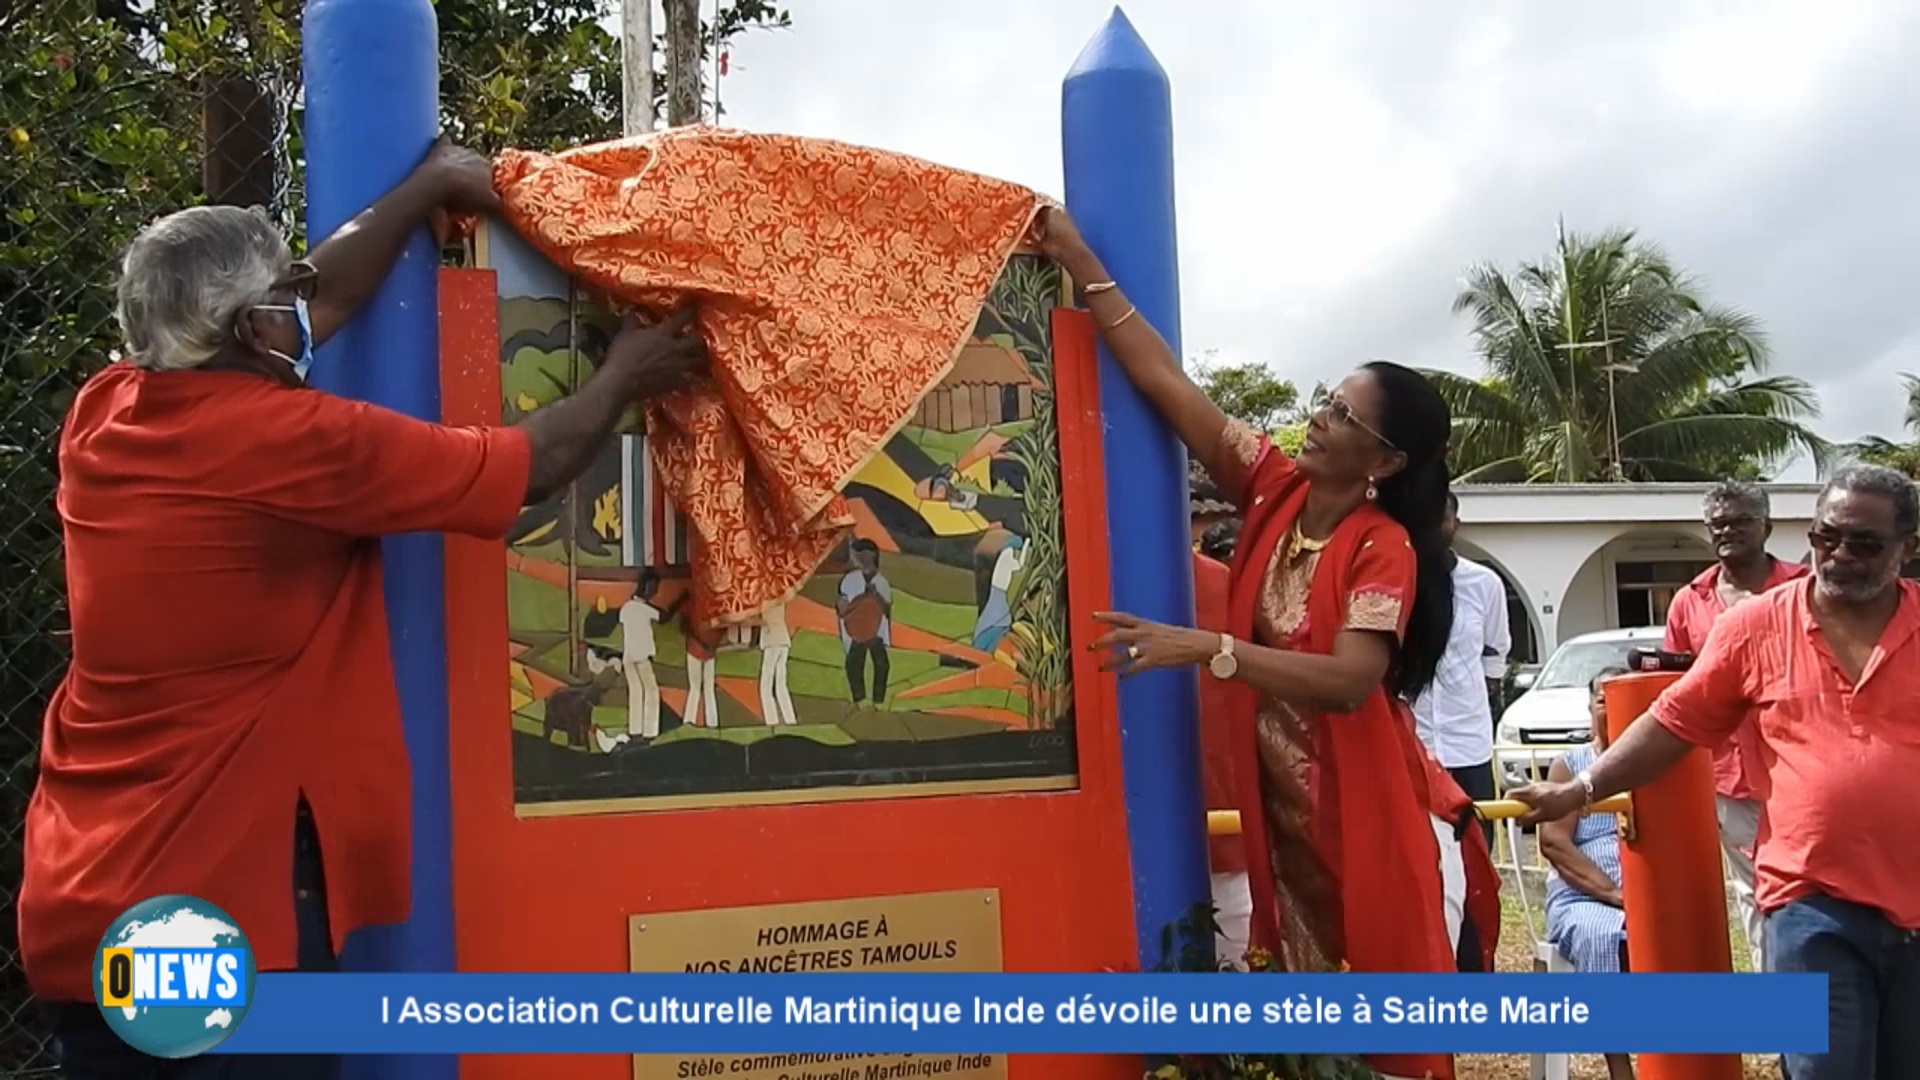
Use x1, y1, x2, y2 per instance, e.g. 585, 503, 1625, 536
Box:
93, 895, 257, 1058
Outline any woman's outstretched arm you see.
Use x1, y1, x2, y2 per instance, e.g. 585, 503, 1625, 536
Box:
1031, 208, 1243, 487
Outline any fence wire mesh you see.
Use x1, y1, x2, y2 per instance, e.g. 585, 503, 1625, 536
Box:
2, 4, 299, 1071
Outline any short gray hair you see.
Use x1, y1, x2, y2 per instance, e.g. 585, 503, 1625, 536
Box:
116, 205, 291, 372
1820, 464, 1920, 535
1703, 479, 1770, 522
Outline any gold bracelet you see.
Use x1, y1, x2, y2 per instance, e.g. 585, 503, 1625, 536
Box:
1102, 305, 1138, 330
1083, 280, 1118, 294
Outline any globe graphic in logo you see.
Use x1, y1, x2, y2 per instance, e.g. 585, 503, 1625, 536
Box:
93, 894, 256, 1058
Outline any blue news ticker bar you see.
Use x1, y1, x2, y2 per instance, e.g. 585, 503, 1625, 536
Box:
114, 948, 250, 1007
214, 972, 1827, 1056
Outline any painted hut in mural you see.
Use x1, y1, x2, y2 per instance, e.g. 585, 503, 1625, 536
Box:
916, 338, 1039, 433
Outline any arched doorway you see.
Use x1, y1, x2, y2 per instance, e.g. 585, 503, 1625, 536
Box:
1557, 528, 1715, 639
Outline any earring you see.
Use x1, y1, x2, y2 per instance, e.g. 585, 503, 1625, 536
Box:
1365, 477, 1378, 501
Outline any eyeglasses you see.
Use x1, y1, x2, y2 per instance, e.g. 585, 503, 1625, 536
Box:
1319, 396, 1396, 449
1807, 527, 1892, 559
1706, 514, 1760, 534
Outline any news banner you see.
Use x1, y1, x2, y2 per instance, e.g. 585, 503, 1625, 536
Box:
91, 894, 1824, 1059
115, 966, 1831, 1057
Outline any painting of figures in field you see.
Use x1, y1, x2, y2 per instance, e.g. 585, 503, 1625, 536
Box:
486, 225, 1077, 814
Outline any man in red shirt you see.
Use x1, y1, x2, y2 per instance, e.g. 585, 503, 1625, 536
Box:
1661, 480, 1808, 971
1513, 465, 1920, 1080
1192, 521, 1248, 967
21, 140, 707, 1077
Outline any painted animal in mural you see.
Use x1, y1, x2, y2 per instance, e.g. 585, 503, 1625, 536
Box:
541, 685, 598, 749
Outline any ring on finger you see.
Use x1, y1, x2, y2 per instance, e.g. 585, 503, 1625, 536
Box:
1127, 645, 1141, 661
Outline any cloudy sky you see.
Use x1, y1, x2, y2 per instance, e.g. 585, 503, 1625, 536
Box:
703, 0, 1920, 480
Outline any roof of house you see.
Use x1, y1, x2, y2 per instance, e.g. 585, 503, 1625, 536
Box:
941, 340, 1037, 388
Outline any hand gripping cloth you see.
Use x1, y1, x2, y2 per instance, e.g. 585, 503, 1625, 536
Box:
492, 128, 1044, 627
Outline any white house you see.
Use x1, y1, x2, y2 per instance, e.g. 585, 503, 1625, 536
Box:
1452, 482, 1826, 664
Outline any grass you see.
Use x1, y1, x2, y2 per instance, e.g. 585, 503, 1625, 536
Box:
507, 567, 571, 635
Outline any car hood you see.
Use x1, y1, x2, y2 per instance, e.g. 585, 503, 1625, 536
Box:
1501, 687, 1593, 737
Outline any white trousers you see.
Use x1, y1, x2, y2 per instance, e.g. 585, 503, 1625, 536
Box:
683, 654, 719, 728
1432, 812, 1466, 956
624, 659, 660, 738
759, 645, 798, 726
1717, 794, 1766, 970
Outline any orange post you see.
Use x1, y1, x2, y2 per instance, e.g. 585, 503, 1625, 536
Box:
1604, 671, 1741, 1080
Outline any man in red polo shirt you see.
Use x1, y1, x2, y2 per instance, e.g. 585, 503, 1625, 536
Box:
1513, 465, 1920, 1080
21, 139, 707, 1077
1661, 479, 1808, 971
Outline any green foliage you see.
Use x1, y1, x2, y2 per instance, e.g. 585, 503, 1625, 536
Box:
991, 256, 1072, 729
433, 0, 789, 153
1193, 355, 1303, 433
1839, 374, 1920, 479
1430, 223, 1831, 484
435, 0, 627, 152
2, 4, 265, 781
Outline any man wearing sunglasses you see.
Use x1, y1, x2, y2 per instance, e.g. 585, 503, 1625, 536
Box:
1661, 480, 1808, 973
20, 138, 707, 1077
1513, 464, 1920, 1079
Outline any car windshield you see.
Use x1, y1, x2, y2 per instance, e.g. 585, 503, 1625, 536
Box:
1535, 639, 1642, 690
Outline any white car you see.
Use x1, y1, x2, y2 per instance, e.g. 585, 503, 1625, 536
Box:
1495, 625, 1668, 790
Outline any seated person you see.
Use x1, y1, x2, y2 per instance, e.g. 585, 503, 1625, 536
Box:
1541, 664, 1634, 1080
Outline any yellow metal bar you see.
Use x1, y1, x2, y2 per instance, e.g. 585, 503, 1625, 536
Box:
1475, 793, 1630, 821
1205, 794, 1632, 837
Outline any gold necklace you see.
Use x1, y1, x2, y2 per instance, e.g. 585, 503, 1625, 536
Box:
1285, 521, 1329, 561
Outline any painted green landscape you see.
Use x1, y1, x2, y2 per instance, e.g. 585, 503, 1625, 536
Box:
486, 226, 1078, 811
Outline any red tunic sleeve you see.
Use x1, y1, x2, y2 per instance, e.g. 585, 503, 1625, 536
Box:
1343, 524, 1417, 640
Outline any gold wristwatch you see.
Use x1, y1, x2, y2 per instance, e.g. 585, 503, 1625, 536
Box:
1208, 634, 1238, 680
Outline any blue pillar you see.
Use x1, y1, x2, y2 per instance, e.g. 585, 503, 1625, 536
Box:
303, 3, 456, 1080
1061, 7, 1210, 970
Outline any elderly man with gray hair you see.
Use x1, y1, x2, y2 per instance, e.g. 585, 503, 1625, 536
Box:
1658, 479, 1807, 973
19, 140, 707, 1077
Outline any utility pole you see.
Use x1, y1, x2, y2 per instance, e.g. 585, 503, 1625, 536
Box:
1554, 300, 1629, 481
665, 0, 703, 126
1555, 217, 1581, 483
621, 0, 654, 135
1552, 217, 1636, 481
1597, 296, 1636, 482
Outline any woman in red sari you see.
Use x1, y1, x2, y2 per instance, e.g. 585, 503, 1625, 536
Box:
1034, 211, 1497, 1080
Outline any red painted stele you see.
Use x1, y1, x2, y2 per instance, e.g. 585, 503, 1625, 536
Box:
438, 265, 1144, 1080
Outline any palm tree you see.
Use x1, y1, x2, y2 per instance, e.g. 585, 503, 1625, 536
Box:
1839, 374, 1920, 478
1428, 222, 1830, 483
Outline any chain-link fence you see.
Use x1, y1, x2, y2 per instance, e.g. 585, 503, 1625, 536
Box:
1, 4, 299, 1071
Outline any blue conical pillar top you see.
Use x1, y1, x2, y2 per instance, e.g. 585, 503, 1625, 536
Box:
1065, 7, 1169, 83
1059, 9, 1206, 974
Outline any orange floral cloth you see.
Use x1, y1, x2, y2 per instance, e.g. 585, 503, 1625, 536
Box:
492, 128, 1043, 627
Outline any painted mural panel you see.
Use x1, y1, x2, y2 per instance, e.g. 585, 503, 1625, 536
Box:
486, 226, 1077, 814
